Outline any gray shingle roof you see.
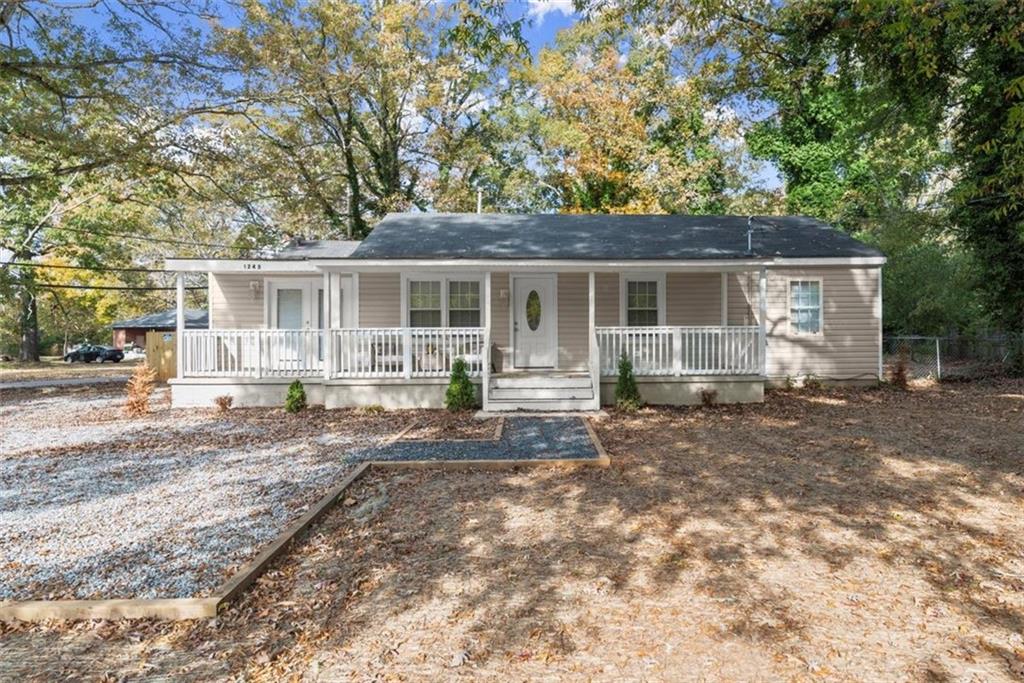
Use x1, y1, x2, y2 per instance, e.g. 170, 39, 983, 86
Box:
112, 309, 208, 330
273, 239, 360, 259
350, 213, 883, 260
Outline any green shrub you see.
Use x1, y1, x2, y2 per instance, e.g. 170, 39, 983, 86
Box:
445, 357, 477, 411
615, 353, 643, 411
285, 380, 307, 413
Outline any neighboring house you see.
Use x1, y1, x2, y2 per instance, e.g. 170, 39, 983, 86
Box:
111, 309, 209, 349
165, 213, 885, 411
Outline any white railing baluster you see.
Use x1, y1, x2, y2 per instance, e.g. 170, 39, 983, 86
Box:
592, 325, 760, 377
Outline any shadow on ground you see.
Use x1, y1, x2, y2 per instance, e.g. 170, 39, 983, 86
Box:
2, 379, 1022, 681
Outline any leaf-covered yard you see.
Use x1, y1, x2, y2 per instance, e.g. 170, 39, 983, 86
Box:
1, 380, 1022, 681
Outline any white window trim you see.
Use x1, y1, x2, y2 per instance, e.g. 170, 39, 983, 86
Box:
787, 277, 824, 337
400, 272, 484, 327
619, 273, 666, 327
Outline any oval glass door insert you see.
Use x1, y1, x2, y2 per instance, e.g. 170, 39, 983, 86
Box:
526, 290, 541, 330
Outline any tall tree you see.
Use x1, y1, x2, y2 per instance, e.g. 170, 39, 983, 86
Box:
511, 14, 742, 213
217, 0, 524, 235
1, 0, 232, 359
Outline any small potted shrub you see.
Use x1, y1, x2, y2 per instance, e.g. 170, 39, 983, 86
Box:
285, 380, 307, 413
615, 353, 643, 411
445, 357, 477, 411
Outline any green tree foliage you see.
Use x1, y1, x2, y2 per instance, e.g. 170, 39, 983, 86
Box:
614, 353, 642, 411
444, 357, 478, 411
503, 15, 742, 214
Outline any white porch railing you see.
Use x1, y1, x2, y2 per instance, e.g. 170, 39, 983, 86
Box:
329, 327, 485, 378
596, 325, 762, 376
181, 328, 486, 379
181, 329, 324, 378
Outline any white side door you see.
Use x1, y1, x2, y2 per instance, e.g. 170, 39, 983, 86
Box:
513, 275, 556, 368
267, 280, 324, 369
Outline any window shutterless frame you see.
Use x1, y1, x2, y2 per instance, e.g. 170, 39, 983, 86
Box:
400, 273, 485, 327
786, 277, 824, 337
618, 272, 666, 326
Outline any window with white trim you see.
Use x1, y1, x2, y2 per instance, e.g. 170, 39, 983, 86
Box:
626, 280, 660, 326
789, 280, 822, 335
408, 280, 442, 327
447, 280, 481, 327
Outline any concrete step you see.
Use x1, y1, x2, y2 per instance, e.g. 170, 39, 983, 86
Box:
485, 397, 596, 412
491, 374, 592, 390
490, 386, 594, 401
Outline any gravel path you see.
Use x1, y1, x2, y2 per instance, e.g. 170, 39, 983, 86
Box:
0, 389, 391, 601
348, 417, 599, 462
0, 375, 129, 390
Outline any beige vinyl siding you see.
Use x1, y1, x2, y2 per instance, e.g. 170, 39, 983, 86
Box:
208, 274, 265, 329
557, 273, 589, 370
666, 273, 721, 326
764, 267, 880, 381
490, 272, 511, 371
359, 273, 401, 328
727, 272, 757, 326
595, 273, 619, 326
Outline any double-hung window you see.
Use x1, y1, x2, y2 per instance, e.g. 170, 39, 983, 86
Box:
623, 277, 664, 326
447, 281, 481, 327
408, 280, 442, 327
789, 279, 822, 335
406, 277, 482, 327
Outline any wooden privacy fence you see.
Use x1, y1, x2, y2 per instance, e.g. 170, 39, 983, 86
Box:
145, 331, 177, 381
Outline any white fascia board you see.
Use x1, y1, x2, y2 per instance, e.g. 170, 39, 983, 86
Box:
771, 256, 886, 266
164, 258, 320, 273
311, 258, 774, 273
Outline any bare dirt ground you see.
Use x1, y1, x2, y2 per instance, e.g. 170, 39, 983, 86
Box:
400, 410, 498, 440
1, 379, 1022, 681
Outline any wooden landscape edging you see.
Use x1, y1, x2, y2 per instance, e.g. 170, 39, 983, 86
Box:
0, 418, 607, 623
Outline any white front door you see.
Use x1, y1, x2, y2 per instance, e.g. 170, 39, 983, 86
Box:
267, 279, 325, 366
513, 275, 556, 368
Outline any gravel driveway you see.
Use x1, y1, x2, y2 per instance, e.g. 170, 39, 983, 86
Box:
0, 386, 403, 601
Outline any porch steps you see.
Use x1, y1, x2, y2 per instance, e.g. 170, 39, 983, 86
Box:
486, 373, 596, 412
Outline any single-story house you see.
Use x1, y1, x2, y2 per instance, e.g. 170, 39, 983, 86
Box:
164, 213, 885, 411
111, 308, 208, 349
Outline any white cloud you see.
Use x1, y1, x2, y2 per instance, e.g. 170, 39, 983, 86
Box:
527, 0, 575, 23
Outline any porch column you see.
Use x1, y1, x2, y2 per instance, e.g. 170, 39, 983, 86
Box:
758, 267, 768, 376
323, 271, 332, 381
175, 272, 185, 379
483, 272, 492, 411
588, 272, 599, 409
720, 272, 728, 326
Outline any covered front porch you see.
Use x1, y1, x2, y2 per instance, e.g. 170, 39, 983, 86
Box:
170, 261, 769, 410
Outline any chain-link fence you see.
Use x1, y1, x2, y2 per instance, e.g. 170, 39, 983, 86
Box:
883, 334, 1017, 380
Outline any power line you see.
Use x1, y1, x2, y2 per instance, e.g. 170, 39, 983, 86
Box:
45, 224, 251, 251
36, 283, 205, 291
2, 261, 168, 273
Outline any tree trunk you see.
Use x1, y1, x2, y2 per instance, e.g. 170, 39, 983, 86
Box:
18, 271, 40, 361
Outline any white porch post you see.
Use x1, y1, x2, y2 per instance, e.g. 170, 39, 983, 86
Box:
588, 272, 600, 409
323, 271, 332, 381
720, 272, 728, 326
483, 272, 492, 411
758, 267, 768, 376
175, 272, 185, 379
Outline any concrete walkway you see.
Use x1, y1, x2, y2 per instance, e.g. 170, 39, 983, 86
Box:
349, 417, 600, 463
0, 376, 130, 390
